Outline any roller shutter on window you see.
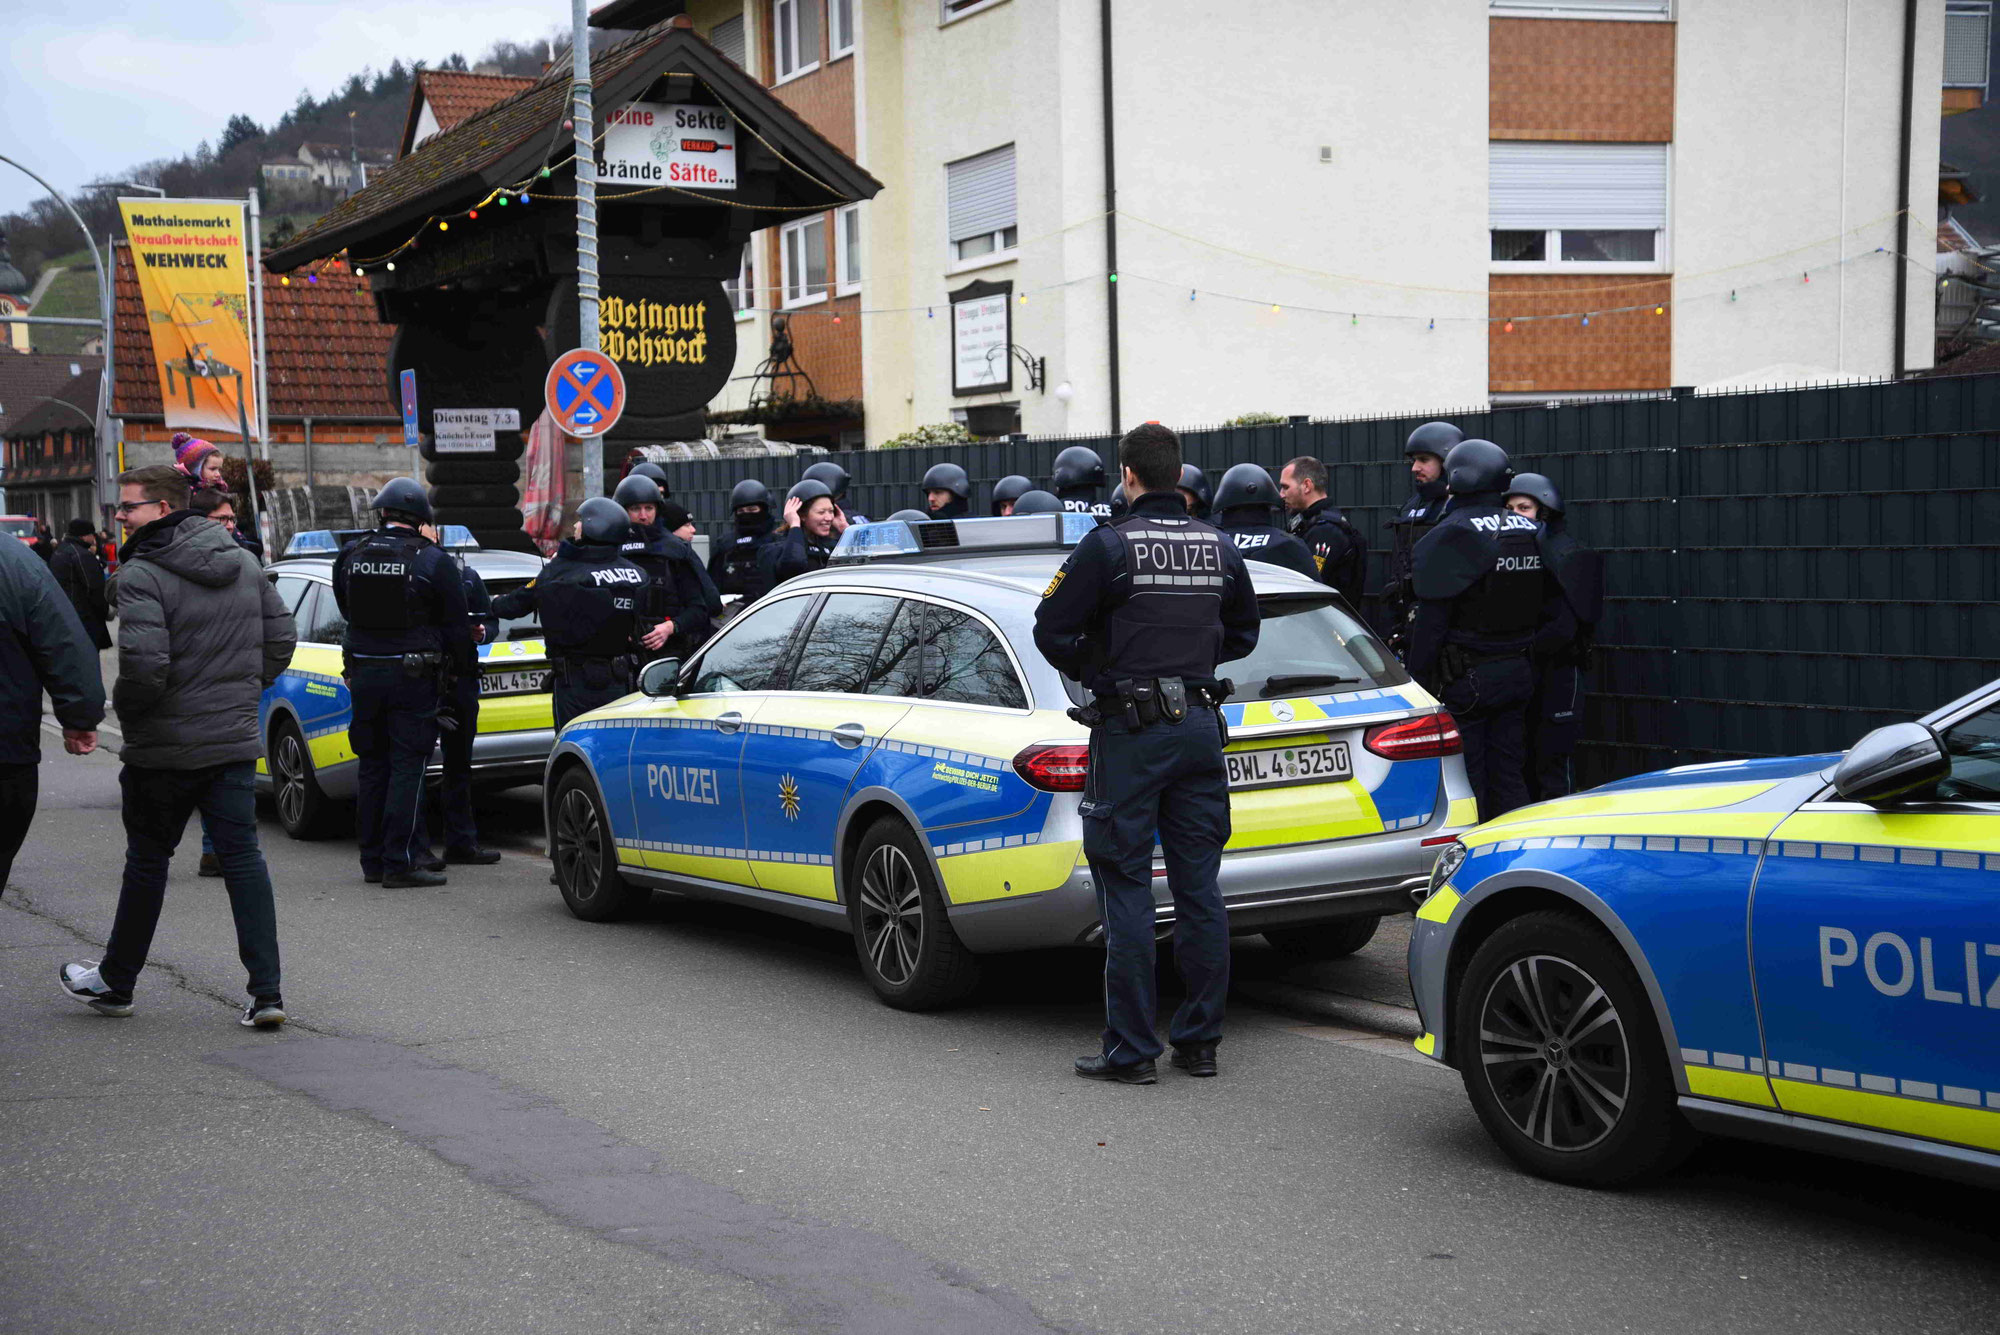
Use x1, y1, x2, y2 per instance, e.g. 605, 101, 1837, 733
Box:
1489, 0, 1669, 14
1489, 143, 1668, 231
711, 15, 746, 68
946, 145, 1016, 243
1945, 2, 1992, 88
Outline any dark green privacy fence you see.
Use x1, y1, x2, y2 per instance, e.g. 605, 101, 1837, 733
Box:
659, 375, 2000, 786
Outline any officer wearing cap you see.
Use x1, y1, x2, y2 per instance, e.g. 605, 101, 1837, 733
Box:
656, 498, 724, 658
1177, 464, 1213, 522
1505, 473, 1603, 801
990, 475, 1033, 516
759, 479, 847, 592
1010, 489, 1062, 515
801, 460, 867, 526
1385, 421, 1464, 644
921, 462, 971, 520
1278, 455, 1368, 608
418, 522, 501, 870
709, 478, 780, 604
615, 473, 717, 661
332, 478, 471, 888
491, 498, 647, 731
1051, 445, 1111, 517
1212, 463, 1319, 579
1034, 422, 1260, 1086
1407, 440, 1560, 819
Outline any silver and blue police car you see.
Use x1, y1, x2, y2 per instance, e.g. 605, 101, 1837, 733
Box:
1408, 678, 2000, 1187
254, 528, 557, 838
541, 512, 1479, 1009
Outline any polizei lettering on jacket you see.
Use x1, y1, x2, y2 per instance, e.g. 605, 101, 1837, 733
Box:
349, 561, 409, 576
1470, 514, 1540, 534
1127, 526, 1224, 588
589, 567, 646, 587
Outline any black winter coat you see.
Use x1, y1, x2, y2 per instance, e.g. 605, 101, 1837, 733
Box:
0, 534, 104, 765
49, 537, 112, 650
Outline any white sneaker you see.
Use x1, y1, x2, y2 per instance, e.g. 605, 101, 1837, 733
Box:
59, 961, 133, 1017
240, 998, 287, 1029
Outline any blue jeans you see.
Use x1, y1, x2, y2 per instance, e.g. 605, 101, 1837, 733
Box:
101, 761, 282, 999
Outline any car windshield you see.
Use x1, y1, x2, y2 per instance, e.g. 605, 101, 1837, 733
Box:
0, 519, 36, 538
484, 579, 543, 642
1228, 594, 1409, 699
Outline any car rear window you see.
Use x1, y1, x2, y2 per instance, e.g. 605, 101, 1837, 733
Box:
1227, 594, 1409, 699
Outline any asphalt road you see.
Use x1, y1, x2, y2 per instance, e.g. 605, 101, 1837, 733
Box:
5, 745, 1997, 1335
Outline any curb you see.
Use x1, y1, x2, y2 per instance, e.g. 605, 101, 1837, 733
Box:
1237, 980, 1423, 1039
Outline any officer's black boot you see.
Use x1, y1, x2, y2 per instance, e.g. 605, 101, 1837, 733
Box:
382, 868, 447, 889
1169, 1043, 1219, 1078
1073, 1053, 1158, 1085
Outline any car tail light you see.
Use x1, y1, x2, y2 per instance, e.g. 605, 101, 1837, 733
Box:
1365, 711, 1462, 760
1013, 743, 1090, 792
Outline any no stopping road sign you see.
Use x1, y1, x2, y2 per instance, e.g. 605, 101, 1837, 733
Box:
545, 348, 627, 438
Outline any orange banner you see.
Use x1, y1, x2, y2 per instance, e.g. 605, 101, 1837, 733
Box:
118, 199, 256, 435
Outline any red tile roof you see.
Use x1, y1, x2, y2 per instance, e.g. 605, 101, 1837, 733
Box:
0, 351, 101, 437
400, 70, 539, 156
111, 241, 396, 422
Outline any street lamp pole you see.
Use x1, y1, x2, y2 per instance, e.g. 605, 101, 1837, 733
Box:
571, 0, 603, 500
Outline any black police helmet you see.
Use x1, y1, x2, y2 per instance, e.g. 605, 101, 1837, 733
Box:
1504, 472, 1564, 517
1108, 484, 1129, 520
612, 474, 663, 509
886, 508, 931, 524
628, 461, 672, 496
921, 461, 970, 500
577, 496, 631, 545
787, 479, 835, 507
1177, 463, 1212, 510
1051, 445, 1107, 494
1010, 489, 1062, 514
1442, 439, 1512, 496
369, 476, 432, 524
1213, 462, 1282, 517
801, 461, 850, 498
990, 474, 1032, 514
729, 478, 773, 512
1405, 421, 1465, 461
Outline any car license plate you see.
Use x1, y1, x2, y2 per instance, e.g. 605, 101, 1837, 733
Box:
480, 668, 549, 697
1226, 740, 1353, 791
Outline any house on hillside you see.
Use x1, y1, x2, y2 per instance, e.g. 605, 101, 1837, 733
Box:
262, 143, 395, 197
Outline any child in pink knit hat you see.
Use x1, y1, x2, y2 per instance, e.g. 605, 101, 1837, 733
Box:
172, 432, 226, 495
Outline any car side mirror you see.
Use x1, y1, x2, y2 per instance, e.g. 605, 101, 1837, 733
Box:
1831, 721, 1950, 804
638, 657, 683, 698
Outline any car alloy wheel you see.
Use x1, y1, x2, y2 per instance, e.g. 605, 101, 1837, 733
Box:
858, 842, 923, 987
551, 770, 643, 922
274, 729, 309, 832
1477, 953, 1630, 1153
554, 786, 603, 895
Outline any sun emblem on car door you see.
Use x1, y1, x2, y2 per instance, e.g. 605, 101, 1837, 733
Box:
779, 773, 801, 820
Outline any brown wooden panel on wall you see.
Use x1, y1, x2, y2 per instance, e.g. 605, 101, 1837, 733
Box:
1490, 18, 1675, 143
1489, 274, 1671, 393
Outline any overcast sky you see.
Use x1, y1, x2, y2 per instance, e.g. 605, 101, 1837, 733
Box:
1, 1, 563, 220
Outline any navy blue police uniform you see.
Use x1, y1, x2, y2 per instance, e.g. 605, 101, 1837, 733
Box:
1405, 441, 1561, 821
426, 554, 498, 865
332, 500, 471, 885
491, 538, 646, 732
1053, 445, 1113, 519
623, 523, 718, 658
1384, 422, 1464, 644
1034, 490, 1260, 1080
708, 480, 781, 604
1508, 474, 1604, 802
757, 480, 843, 594
1211, 462, 1320, 580
1291, 496, 1368, 607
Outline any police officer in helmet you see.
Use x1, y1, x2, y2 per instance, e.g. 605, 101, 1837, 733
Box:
417, 521, 502, 869
627, 460, 672, 497
615, 473, 719, 660
759, 479, 847, 592
709, 478, 780, 604
332, 478, 471, 888
1035, 422, 1260, 1085
1385, 421, 1464, 643
1177, 464, 1212, 522
491, 498, 647, 731
1010, 489, 1063, 515
1505, 472, 1603, 802
1051, 445, 1111, 517
1278, 455, 1368, 608
1211, 463, 1319, 579
921, 462, 971, 520
990, 474, 1032, 516
1407, 439, 1560, 820
801, 460, 867, 525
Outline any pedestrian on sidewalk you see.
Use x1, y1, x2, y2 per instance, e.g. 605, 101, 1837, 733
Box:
60, 465, 297, 1026
0, 532, 104, 895
49, 519, 112, 652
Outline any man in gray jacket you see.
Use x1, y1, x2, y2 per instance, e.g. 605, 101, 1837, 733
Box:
61, 466, 297, 1026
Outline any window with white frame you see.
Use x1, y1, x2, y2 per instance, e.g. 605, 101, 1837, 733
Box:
1488, 0, 1669, 17
711, 14, 747, 68
773, 0, 819, 83
1490, 142, 1667, 268
725, 239, 756, 314
835, 204, 861, 294
781, 214, 828, 306
1946, 2, 1993, 91
942, 0, 1008, 22
946, 145, 1017, 264
830, 0, 855, 57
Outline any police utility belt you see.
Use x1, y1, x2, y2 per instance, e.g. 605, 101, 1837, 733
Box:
1438, 643, 1528, 684
351, 650, 447, 678
551, 652, 636, 687
1068, 677, 1232, 731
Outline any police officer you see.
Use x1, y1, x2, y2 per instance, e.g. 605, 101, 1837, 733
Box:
1177, 464, 1212, 522
1506, 473, 1603, 802
1278, 455, 1368, 607
759, 479, 846, 591
332, 478, 471, 889
920, 462, 971, 520
627, 460, 673, 497
491, 498, 647, 731
656, 499, 724, 658
615, 473, 717, 661
1051, 445, 1111, 517
1407, 440, 1561, 821
1107, 481, 1131, 521
990, 474, 1032, 516
1010, 489, 1062, 515
886, 508, 932, 525
801, 460, 867, 525
420, 523, 502, 869
1211, 463, 1319, 579
709, 478, 781, 604
1384, 421, 1464, 643
1034, 423, 1260, 1085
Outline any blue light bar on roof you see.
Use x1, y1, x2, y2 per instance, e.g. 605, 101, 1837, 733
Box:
831, 512, 1090, 563
282, 525, 480, 559
832, 519, 922, 561
283, 530, 341, 557
436, 525, 479, 549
